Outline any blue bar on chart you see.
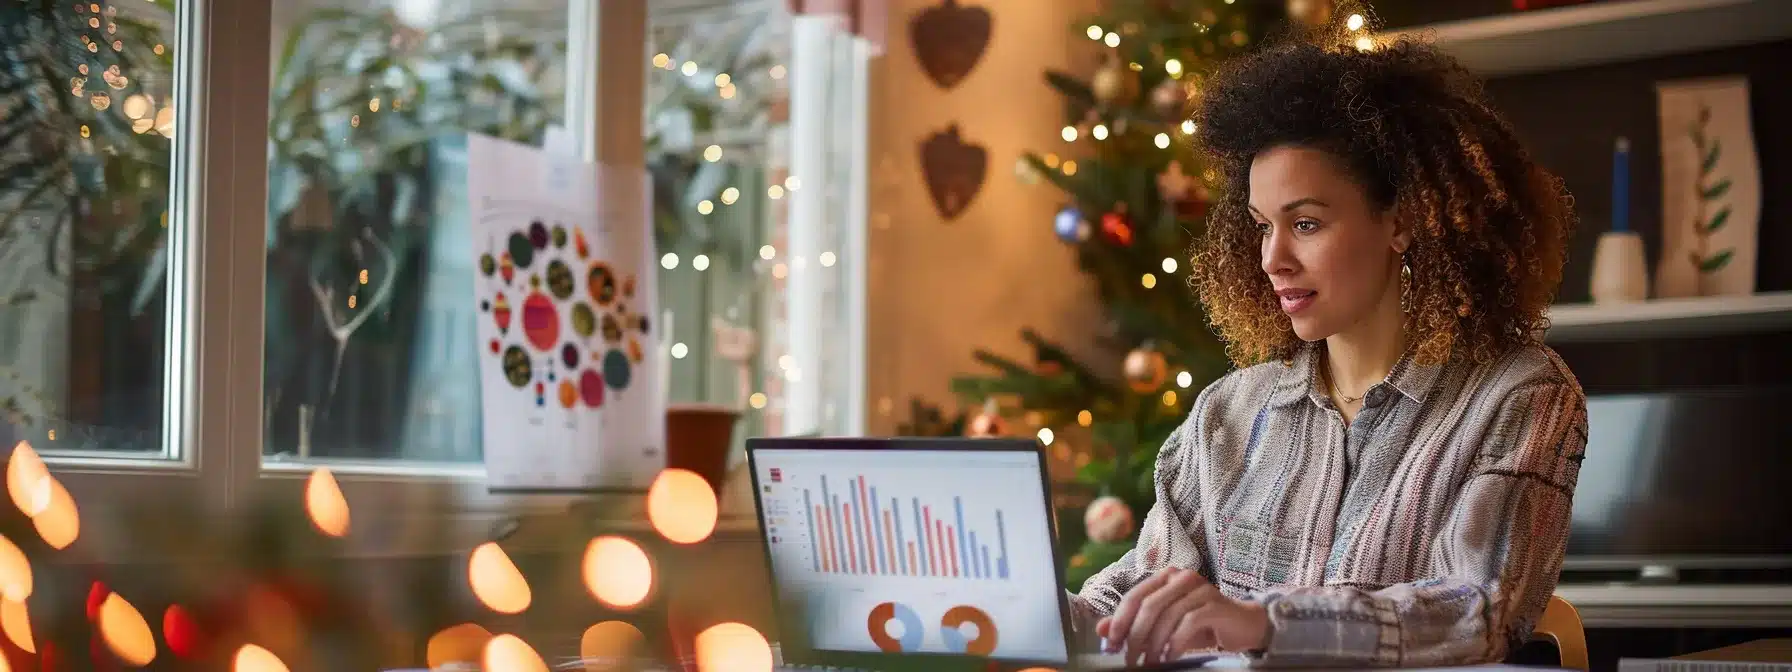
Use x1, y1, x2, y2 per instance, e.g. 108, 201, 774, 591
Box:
803, 488, 819, 572
996, 510, 1009, 579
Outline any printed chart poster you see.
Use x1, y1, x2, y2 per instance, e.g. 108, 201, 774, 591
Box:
465, 133, 665, 492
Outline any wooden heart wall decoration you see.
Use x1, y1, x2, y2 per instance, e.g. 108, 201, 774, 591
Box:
909, 0, 992, 89
919, 125, 988, 220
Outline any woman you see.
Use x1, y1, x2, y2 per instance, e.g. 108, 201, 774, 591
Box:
1070, 38, 1587, 667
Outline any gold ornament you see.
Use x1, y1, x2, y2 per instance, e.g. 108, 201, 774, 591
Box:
1122, 346, 1169, 393
1090, 58, 1139, 106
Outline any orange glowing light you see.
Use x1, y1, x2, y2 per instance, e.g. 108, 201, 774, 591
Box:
232, 644, 289, 672
427, 623, 493, 669
97, 592, 156, 666
0, 536, 31, 601
303, 468, 349, 537
6, 442, 51, 517
582, 536, 652, 609
646, 468, 717, 544
1, 598, 33, 653
580, 621, 644, 671
694, 622, 772, 672
482, 634, 548, 672
468, 542, 531, 614
31, 477, 78, 550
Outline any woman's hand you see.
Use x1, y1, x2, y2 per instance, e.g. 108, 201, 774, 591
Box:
1094, 567, 1270, 665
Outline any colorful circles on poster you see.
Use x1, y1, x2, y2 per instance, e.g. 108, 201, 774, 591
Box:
551, 224, 567, 248
579, 370, 605, 408
499, 251, 515, 283
574, 229, 590, 258
557, 380, 578, 409
507, 232, 534, 269
627, 336, 644, 363
602, 350, 631, 390
492, 292, 512, 334
528, 220, 550, 249
588, 263, 618, 306
622, 273, 636, 299
600, 313, 623, 344
561, 343, 580, 368
488, 339, 500, 354
479, 253, 496, 277
867, 602, 924, 653
522, 292, 560, 352
939, 606, 998, 656
571, 302, 596, 338
501, 346, 532, 388
546, 260, 575, 300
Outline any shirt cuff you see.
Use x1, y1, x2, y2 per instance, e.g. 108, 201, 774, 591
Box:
1247, 589, 1396, 667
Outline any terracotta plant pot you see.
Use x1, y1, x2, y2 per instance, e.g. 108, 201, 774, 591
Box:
664, 404, 741, 495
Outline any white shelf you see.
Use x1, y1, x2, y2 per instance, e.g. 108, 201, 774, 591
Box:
1383, 0, 1792, 76
1543, 291, 1792, 342
1554, 584, 1792, 627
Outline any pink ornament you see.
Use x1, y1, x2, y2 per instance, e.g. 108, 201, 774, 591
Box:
1084, 496, 1136, 543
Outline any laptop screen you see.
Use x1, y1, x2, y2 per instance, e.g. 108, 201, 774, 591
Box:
751, 444, 1071, 663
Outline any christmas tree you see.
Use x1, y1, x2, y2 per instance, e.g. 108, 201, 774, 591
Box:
906, 0, 1376, 590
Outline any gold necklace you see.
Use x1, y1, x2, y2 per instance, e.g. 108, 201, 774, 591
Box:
1321, 360, 1368, 404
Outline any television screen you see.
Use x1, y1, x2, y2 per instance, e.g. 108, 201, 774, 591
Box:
1567, 388, 1792, 567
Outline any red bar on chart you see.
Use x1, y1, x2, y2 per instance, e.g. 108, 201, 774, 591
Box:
940, 521, 957, 577
843, 502, 857, 574
858, 476, 875, 574
907, 541, 917, 576
815, 504, 831, 572
924, 506, 937, 576
825, 499, 839, 573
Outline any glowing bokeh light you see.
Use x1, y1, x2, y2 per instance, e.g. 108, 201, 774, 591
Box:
483, 634, 549, 672
468, 542, 532, 614
97, 592, 156, 666
694, 622, 773, 672
427, 623, 493, 669
582, 536, 653, 609
232, 644, 289, 672
646, 469, 717, 544
304, 468, 350, 537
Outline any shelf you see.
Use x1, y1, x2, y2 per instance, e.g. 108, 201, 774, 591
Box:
1543, 291, 1792, 342
1382, 0, 1792, 77
1554, 584, 1792, 627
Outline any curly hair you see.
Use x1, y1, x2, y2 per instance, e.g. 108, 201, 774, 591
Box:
1189, 39, 1576, 367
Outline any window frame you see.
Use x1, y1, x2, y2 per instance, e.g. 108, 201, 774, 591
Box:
41, 0, 871, 560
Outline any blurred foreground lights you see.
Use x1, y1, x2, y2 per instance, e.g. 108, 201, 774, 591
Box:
1355, 36, 1376, 52
1092, 124, 1109, 140
647, 469, 717, 544
1177, 370, 1194, 388
748, 393, 767, 409
1180, 120, 1197, 135
670, 343, 689, 359
695, 622, 773, 672
703, 145, 723, 162
582, 621, 646, 670
98, 592, 156, 666
1036, 428, 1054, 446
483, 634, 549, 672
1162, 257, 1178, 273
583, 536, 653, 609
692, 254, 710, 271
0, 536, 31, 601
469, 542, 532, 614
1061, 126, 1077, 142
2, 598, 33, 653
818, 251, 837, 267
32, 477, 78, 550
1154, 133, 1171, 149
8, 441, 52, 516
427, 623, 493, 670
1347, 13, 1366, 31
233, 644, 289, 672
661, 253, 680, 269
304, 468, 349, 538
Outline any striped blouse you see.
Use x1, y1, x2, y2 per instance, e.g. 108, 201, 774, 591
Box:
1069, 343, 1588, 667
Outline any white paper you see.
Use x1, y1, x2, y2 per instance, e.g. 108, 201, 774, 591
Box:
465, 133, 664, 491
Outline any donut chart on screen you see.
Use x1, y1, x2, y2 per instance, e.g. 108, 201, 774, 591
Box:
939, 605, 998, 656
866, 602, 924, 652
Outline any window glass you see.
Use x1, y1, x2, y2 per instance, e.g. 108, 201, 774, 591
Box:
649, 7, 865, 450
262, 0, 568, 462
0, 0, 178, 456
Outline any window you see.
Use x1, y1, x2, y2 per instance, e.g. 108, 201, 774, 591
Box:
0, 0, 179, 458
262, 0, 571, 463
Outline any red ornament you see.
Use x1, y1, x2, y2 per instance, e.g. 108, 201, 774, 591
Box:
163, 604, 204, 659
86, 581, 108, 621
1099, 210, 1134, 246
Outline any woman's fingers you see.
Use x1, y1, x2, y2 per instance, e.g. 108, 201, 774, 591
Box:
1139, 586, 1211, 664
1102, 568, 1177, 652
1166, 602, 1222, 659
1124, 570, 1211, 665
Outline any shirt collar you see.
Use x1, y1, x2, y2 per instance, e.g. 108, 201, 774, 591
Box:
1270, 343, 1447, 408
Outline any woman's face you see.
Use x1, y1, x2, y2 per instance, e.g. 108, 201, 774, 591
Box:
1249, 144, 1410, 342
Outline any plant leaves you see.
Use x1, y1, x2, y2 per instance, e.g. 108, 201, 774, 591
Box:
1701, 139, 1722, 175
1698, 249, 1734, 273
1700, 178, 1732, 201
1703, 206, 1731, 234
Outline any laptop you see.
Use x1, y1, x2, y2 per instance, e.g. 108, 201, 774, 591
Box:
746, 437, 1223, 671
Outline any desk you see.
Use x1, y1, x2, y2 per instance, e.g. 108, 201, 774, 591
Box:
1554, 585, 1792, 628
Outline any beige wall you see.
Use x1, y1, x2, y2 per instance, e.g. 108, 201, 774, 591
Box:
865, 0, 1109, 435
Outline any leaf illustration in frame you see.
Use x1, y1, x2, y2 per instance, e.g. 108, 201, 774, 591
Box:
1701, 139, 1722, 175
1700, 178, 1732, 201
1703, 206, 1731, 234
1698, 249, 1734, 273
